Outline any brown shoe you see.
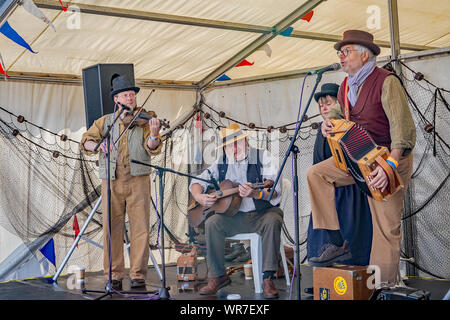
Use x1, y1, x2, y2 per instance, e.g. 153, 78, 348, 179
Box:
309, 240, 352, 267
199, 275, 231, 295
263, 278, 279, 299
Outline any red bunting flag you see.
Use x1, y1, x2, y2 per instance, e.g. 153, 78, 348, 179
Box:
194, 113, 202, 130
235, 59, 255, 67
73, 215, 80, 248
0, 54, 9, 79
59, 0, 68, 11
301, 10, 314, 22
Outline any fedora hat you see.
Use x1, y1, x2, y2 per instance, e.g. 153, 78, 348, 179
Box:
110, 74, 140, 99
216, 123, 253, 149
314, 83, 340, 102
334, 30, 380, 56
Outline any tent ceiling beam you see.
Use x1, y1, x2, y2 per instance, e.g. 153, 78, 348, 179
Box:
33, 0, 434, 53
290, 30, 433, 52
388, 0, 401, 74
6, 46, 448, 88
207, 46, 450, 89
34, 0, 269, 33
4, 71, 198, 89
196, 0, 327, 89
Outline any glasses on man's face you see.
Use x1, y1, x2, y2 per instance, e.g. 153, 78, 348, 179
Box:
337, 48, 358, 57
120, 93, 136, 99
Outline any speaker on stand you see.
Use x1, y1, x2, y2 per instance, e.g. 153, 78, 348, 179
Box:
82, 63, 135, 128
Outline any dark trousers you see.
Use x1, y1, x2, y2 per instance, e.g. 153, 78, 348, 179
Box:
205, 207, 283, 278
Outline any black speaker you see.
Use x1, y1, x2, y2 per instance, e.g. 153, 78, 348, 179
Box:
82, 63, 135, 128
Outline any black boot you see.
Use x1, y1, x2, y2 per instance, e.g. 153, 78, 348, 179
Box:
224, 243, 246, 262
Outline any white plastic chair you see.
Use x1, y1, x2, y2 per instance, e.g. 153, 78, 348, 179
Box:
226, 232, 264, 293
226, 178, 292, 293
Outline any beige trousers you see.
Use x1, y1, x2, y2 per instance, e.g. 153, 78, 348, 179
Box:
101, 164, 151, 280
306, 153, 413, 284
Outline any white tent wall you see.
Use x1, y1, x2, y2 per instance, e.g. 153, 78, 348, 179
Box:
0, 79, 197, 281
0, 0, 448, 282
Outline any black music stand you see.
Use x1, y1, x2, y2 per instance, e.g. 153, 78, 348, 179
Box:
267, 72, 324, 300
130, 159, 222, 299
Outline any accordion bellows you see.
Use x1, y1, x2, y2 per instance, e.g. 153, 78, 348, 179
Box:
327, 119, 404, 202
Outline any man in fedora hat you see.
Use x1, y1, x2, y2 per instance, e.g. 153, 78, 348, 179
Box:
189, 123, 283, 299
80, 74, 162, 290
306, 30, 416, 285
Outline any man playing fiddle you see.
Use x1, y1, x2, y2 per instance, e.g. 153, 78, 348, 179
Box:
189, 123, 284, 299
80, 75, 162, 290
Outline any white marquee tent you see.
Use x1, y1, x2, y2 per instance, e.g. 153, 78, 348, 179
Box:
0, 0, 449, 285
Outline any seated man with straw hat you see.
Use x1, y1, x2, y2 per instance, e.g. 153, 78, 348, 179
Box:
189, 123, 283, 299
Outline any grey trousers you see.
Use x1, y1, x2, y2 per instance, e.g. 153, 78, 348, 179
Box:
205, 206, 284, 278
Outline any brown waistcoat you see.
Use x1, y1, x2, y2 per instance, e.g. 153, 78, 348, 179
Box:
338, 67, 393, 148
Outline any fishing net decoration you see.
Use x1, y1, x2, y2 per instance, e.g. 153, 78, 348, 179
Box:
0, 60, 448, 280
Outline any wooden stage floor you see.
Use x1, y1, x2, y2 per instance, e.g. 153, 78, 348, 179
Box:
0, 261, 448, 301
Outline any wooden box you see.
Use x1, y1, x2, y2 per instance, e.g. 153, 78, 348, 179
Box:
177, 246, 198, 281
313, 265, 374, 300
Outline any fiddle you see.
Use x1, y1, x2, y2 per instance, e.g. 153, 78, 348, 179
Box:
120, 106, 170, 129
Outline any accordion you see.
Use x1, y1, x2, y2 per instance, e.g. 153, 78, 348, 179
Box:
327, 119, 404, 201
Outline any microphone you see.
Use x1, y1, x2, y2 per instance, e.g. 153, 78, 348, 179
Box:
209, 176, 223, 197
206, 169, 223, 196
307, 63, 341, 75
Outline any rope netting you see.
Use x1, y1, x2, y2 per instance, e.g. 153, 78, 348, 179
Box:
0, 60, 448, 280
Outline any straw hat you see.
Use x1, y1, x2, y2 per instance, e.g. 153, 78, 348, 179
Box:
216, 123, 253, 149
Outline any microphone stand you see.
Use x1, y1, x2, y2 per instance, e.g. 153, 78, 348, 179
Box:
267, 71, 324, 300
130, 159, 223, 299
81, 107, 121, 299
83, 104, 161, 299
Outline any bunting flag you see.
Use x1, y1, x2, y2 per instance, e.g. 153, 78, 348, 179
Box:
0, 21, 37, 53
0, 53, 9, 79
301, 10, 314, 22
22, 0, 56, 32
216, 74, 231, 81
235, 59, 254, 67
73, 215, 80, 248
59, 0, 69, 11
256, 43, 272, 58
280, 27, 293, 37
264, 44, 272, 58
39, 238, 56, 267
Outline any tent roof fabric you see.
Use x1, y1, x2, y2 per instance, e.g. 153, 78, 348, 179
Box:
0, 0, 448, 85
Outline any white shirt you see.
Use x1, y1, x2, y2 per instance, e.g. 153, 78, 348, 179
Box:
189, 149, 282, 212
